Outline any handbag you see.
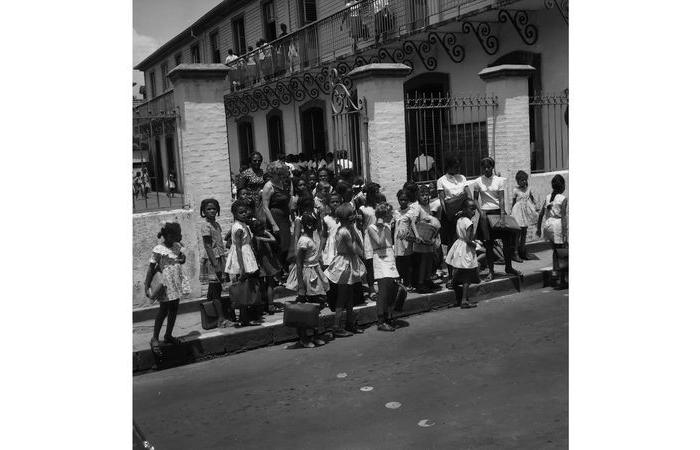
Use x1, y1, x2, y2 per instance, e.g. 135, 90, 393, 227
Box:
443, 192, 470, 220
200, 300, 219, 330
487, 214, 521, 233
283, 303, 320, 328
393, 281, 407, 312
229, 277, 263, 308
554, 247, 569, 270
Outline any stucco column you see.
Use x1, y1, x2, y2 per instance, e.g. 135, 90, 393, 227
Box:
169, 64, 232, 209
348, 63, 412, 207
479, 64, 535, 211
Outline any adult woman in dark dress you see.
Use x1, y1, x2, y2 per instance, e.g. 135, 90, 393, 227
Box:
239, 152, 267, 224
262, 163, 293, 272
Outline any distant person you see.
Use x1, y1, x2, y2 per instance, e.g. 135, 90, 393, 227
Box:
336, 151, 353, 170
167, 173, 177, 198
412, 152, 435, 181
141, 169, 151, 199
224, 49, 238, 65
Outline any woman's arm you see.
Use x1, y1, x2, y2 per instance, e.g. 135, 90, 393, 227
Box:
261, 182, 279, 232
536, 200, 546, 237
367, 224, 382, 250
291, 218, 301, 258
257, 231, 276, 243
438, 191, 447, 219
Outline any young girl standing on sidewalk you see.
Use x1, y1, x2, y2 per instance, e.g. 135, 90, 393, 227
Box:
225, 201, 262, 326
145, 222, 190, 356
368, 202, 400, 331
410, 184, 441, 293
250, 218, 281, 316
199, 198, 235, 328
537, 174, 568, 289
511, 170, 538, 261
324, 203, 366, 337
445, 199, 480, 309
393, 189, 414, 290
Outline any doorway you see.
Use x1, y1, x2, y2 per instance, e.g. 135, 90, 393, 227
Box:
299, 102, 327, 157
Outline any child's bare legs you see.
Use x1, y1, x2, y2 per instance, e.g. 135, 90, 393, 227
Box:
333, 284, 354, 337
518, 227, 529, 259
152, 302, 169, 342
376, 278, 396, 331
164, 300, 181, 343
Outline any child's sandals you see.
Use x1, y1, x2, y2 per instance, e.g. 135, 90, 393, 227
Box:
150, 337, 162, 357
163, 335, 184, 345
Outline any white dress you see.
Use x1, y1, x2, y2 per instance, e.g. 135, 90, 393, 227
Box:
542, 194, 566, 244
224, 221, 259, 276
511, 187, 538, 227
360, 205, 376, 260
321, 215, 340, 266
445, 217, 478, 269
369, 223, 400, 279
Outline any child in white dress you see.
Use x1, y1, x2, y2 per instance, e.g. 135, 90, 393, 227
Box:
368, 202, 400, 331
511, 170, 539, 260
537, 174, 568, 289
445, 199, 480, 309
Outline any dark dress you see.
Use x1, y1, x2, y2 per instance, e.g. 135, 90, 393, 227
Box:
269, 182, 292, 260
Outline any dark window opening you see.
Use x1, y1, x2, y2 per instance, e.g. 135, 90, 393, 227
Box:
149, 71, 157, 99
210, 30, 221, 63
174, 53, 182, 66
237, 119, 255, 167
160, 62, 169, 92
231, 17, 246, 55
262, 1, 277, 42
267, 110, 285, 159
298, 0, 317, 25
190, 43, 201, 63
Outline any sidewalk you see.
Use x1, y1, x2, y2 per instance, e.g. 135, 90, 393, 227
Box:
133, 245, 556, 373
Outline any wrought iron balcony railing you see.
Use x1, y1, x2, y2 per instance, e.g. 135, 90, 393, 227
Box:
226, 0, 486, 91
133, 89, 177, 117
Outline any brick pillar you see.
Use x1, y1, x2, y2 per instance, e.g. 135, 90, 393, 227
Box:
478, 64, 535, 211
168, 64, 232, 209
348, 63, 412, 208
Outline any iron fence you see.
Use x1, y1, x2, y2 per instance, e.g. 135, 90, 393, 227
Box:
226, 0, 483, 91
404, 93, 498, 182
331, 75, 367, 178
133, 92, 185, 212
530, 90, 568, 173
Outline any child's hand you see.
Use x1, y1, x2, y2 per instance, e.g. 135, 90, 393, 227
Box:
177, 253, 186, 264
536, 229, 542, 238
144, 286, 151, 299
216, 271, 224, 283
467, 240, 477, 249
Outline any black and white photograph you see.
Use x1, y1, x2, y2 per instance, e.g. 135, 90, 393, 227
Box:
5, 1, 700, 449
131, 0, 568, 448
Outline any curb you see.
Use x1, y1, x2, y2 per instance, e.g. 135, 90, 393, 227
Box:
133, 269, 548, 373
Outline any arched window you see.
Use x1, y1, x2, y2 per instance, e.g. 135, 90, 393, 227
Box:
237, 116, 255, 168
266, 109, 285, 160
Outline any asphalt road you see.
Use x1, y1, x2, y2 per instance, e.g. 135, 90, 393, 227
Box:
133, 287, 568, 450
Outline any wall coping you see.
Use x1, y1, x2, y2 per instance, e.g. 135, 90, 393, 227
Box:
168, 64, 230, 82
478, 64, 536, 80
348, 63, 412, 81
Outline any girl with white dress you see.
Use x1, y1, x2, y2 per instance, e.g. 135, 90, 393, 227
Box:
445, 199, 480, 309
368, 202, 401, 331
537, 174, 568, 289
510, 170, 539, 260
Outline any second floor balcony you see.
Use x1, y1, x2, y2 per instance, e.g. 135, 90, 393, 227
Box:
225, 0, 500, 95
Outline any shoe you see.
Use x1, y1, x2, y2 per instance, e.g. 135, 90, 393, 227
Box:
312, 337, 326, 346
415, 286, 431, 294
347, 326, 364, 334
460, 302, 477, 309
301, 340, 315, 348
333, 329, 353, 338
218, 319, 235, 328
511, 254, 523, 263
377, 323, 396, 332
505, 268, 522, 277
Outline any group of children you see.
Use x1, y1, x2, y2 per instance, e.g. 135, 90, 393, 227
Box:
144, 159, 568, 353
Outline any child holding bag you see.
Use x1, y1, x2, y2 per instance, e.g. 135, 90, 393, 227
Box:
511, 170, 539, 261
445, 198, 480, 309
225, 201, 262, 327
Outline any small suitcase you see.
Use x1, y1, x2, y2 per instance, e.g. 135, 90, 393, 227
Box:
200, 300, 219, 330
283, 303, 320, 328
393, 281, 407, 312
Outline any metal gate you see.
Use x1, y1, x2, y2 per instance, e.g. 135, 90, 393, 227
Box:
330, 69, 367, 178
404, 94, 498, 182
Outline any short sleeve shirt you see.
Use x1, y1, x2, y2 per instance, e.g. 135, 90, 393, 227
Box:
474, 175, 506, 211
198, 220, 226, 259
413, 154, 435, 173
436, 174, 470, 199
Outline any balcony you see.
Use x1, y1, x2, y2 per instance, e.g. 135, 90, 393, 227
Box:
133, 89, 177, 117
226, 0, 494, 93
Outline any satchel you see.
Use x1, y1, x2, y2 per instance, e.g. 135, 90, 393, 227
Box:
443, 192, 470, 219
283, 303, 320, 328
230, 277, 263, 308
554, 247, 569, 270
393, 281, 407, 312
200, 300, 219, 330
487, 214, 521, 233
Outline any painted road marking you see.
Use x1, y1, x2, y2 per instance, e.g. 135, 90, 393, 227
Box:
337, 373, 348, 378
385, 402, 402, 409
418, 419, 435, 427
360, 386, 374, 392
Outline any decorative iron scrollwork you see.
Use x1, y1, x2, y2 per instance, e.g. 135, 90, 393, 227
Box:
330, 75, 364, 115
402, 39, 436, 71
544, 0, 568, 25
498, 10, 538, 46
427, 32, 465, 64
462, 21, 499, 55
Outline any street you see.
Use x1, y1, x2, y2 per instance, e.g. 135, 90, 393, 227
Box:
133, 287, 568, 449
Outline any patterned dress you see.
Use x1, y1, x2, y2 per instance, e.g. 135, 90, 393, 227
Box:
285, 235, 330, 295
150, 243, 191, 302
511, 187, 538, 227
392, 207, 414, 256
198, 220, 227, 283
